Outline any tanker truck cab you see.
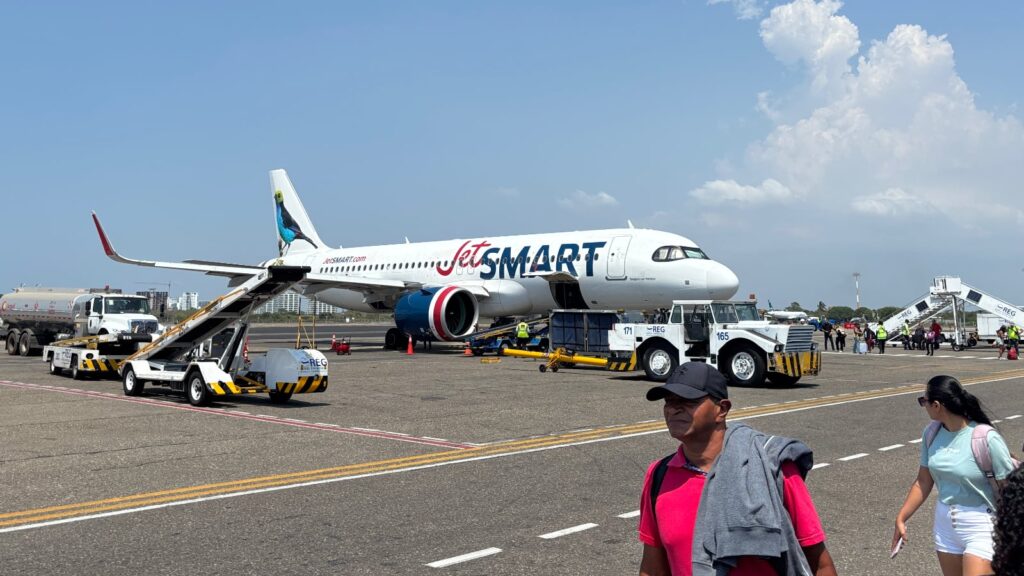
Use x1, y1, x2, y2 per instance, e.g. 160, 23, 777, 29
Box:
76, 294, 160, 338
609, 299, 821, 387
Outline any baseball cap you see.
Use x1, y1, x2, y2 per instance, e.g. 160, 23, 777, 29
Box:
646, 362, 729, 402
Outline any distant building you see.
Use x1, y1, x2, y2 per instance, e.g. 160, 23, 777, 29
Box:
253, 290, 343, 315
176, 292, 199, 311
135, 290, 169, 316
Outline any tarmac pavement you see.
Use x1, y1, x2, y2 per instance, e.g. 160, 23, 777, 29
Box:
1, 327, 1022, 575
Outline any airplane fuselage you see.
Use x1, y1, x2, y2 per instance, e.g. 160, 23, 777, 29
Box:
278, 228, 739, 316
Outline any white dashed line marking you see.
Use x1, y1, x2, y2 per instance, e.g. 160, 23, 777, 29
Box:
811, 463, 830, 470
838, 453, 868, 462
993, 420, 1003, 424
538, 523, 599, 539
426, 547, 502, 568
909, 439, 923, 444
879, 444, 904, 452
1007, 415, 1022, 420
617, 510, 641, 519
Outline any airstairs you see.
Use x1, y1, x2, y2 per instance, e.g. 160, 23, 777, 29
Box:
880, 276, 1024, 350
123, 266, 309, 366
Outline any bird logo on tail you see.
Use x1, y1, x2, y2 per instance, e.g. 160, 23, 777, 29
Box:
275, 189, 319, 255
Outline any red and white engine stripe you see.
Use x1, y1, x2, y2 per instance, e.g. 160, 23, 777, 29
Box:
428, 286, 460, 341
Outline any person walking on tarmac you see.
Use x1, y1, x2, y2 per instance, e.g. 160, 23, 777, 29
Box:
516, 320, 531, 349
876, 323, 889, 354
821, 320, 834, 351
1008, 324, 1021, 357
902, 321, 912, 350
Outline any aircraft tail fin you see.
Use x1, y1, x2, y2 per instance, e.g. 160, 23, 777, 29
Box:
270, 169, 326, 256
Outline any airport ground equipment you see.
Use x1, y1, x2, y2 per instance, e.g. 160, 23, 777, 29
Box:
466, 316, 549, 355
42, 333, 150, 380
1, 288, 159, 356
501, 347, 637, 373
878, 276, 1024, 351
548, 309, 621, 356
118, 266, 328, 406
608, 300, 820, 386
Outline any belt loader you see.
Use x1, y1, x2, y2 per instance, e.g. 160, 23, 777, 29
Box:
118, 266, 329, 406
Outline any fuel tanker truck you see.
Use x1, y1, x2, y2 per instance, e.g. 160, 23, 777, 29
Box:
0, 287, 161, 356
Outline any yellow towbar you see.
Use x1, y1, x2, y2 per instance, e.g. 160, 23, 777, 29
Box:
500, 347, 636, 373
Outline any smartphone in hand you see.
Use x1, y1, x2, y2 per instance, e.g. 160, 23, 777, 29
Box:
890, 537, 904, 559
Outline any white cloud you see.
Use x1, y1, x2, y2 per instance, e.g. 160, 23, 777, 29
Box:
557, 189, 619, 209
759, 0, 859, 94
708, 0, 765, 20
706, 0, 1024, 230
690, 178, 795, 204
850, 187, 934, 216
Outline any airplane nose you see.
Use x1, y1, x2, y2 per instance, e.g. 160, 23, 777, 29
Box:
706, 264, 739, 300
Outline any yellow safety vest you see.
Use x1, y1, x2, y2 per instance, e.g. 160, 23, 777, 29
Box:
902, 325, 910, 336
517, 322, 530, 339
1010, 326, 1020, 340
876, 326, 888, 339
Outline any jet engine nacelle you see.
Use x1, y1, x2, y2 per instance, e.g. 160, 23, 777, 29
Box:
394, 286, 479, 341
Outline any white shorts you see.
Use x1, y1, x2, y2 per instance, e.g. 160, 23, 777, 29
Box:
933, 502, 995, 560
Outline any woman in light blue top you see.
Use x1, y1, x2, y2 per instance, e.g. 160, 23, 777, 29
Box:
892, 375, 1015, 576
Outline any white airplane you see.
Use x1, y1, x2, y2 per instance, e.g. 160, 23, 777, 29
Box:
763, 310, 808, 323
92, 169, 739, 348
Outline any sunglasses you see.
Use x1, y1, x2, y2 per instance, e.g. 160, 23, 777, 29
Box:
917, 396, 932, 407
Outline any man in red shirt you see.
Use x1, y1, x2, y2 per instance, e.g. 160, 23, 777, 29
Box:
638, 363, 838, 575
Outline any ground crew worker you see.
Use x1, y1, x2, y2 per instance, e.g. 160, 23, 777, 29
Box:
902, 321, 911, 350
1008, 324, 1020, 356
516, 320, 531, 349
876, 324, 888, 354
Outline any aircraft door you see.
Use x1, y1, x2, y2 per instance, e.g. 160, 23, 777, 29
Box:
606, 235, 630, 280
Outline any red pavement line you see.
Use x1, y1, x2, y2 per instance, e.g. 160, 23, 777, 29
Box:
0, 380, 473, 450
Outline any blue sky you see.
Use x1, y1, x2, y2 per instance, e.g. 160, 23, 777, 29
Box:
2, 1, 1022, 310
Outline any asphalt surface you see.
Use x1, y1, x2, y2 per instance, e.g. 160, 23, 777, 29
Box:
1, 328, 1022, 575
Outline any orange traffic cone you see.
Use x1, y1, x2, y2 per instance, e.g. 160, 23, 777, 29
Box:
406, 335, 414, 355
463, 342, 473, 356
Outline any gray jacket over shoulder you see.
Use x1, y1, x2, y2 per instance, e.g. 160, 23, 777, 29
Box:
691, 423, 816, 576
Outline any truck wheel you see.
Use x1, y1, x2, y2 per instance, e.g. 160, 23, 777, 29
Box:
186, 371, 211, 406
5, 332, 18, 356
70, 355, 83, 380
18, 333, 31, 356
767, 373, 801, 387
122, 367, 144, 396
642, 344, 678, 382
723, 347, 765, 387
268, 391, 293, 404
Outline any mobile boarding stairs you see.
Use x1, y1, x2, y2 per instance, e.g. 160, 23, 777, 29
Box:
879, 276, 1024, 350
119, 266, 329, 406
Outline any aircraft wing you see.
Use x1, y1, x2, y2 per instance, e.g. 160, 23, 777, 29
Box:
301, 273, 420, 296
92, 212, 264, 279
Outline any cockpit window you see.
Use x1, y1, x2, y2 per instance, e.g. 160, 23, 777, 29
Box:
652, 246, 710, 261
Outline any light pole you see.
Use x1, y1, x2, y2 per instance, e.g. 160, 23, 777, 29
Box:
852, 272, 861, 311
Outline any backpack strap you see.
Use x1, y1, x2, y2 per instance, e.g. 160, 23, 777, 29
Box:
971, 425, 995, 477
649, 454, 674, 522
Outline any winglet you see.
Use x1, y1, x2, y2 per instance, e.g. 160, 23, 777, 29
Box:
92, 211, 122, 261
